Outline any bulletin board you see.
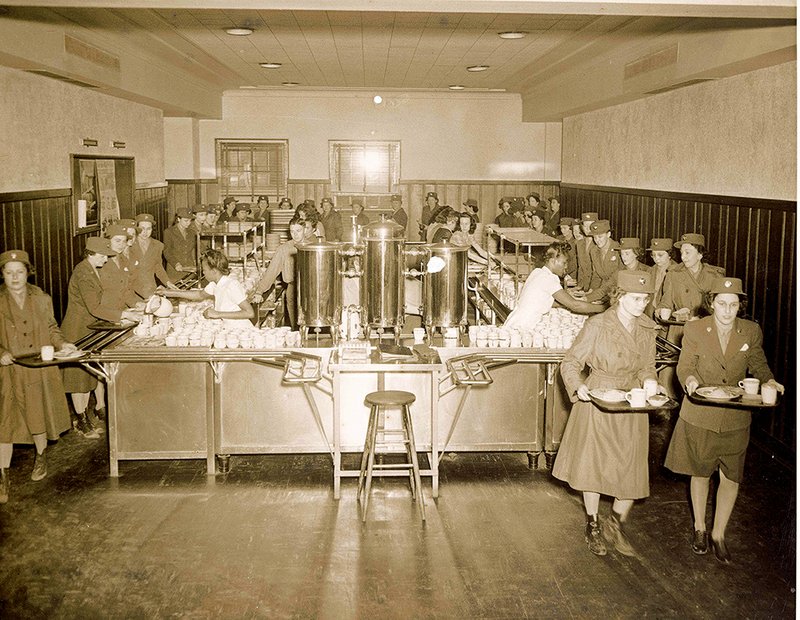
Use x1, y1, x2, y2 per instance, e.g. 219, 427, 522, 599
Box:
71, 154, 135, 235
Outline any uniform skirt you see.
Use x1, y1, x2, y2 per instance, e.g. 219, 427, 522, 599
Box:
62, 364, 98, 393
664, 418, 749, 483
552, 400, 650, 499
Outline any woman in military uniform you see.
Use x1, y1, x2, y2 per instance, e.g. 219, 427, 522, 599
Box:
0, 250, 76, 502
163, 208, 198, 281
584, 220, 621, 303
553, 270, 661, 557
664, 277, 783, 564
130, 213, 175, 298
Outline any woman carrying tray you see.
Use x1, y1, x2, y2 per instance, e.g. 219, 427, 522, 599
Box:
553, 270, 661, 557
664, 277, 783, 564
0, 250, 76, 502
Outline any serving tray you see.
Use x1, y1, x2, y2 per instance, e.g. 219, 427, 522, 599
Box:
655, 315, 690, 327
13, 350, 89, 368
687, 385, 780, 410
589, 394, 679, 414
88, 320, 136, 331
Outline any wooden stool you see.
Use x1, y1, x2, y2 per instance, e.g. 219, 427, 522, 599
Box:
357, 390, 426, 522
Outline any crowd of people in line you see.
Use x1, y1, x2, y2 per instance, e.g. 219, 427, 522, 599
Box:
0, 194, 785, 569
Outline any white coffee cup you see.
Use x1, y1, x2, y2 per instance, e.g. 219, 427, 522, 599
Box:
40, 345, 54, 361
658, 308, 672, 321
625, 388, 648, 408
643, 379, 659, 398
738, 378, 760, 395
761, 383, 778, 405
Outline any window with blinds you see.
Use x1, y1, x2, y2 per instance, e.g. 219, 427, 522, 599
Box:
330, 141, 400, 195
216, 139, 288, 200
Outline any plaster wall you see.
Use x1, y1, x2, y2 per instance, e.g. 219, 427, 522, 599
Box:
165, 90, 561, 182
0, 66, 164, 192
561, 61, 796, 200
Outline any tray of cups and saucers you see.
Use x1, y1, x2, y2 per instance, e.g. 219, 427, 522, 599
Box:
588, 388, 679, 414
688, 382, 780, 410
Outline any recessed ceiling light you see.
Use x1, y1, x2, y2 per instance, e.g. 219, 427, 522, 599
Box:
449, 85, 465, 90
467, 65, 489, 72
226, 27, 253, 36
282, 81, 299, 86
498, 31, 527, 39
259, 62, 282, 69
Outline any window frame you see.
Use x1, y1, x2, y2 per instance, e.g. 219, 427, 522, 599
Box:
329, 140, 400, 196
215, 138, 289, 201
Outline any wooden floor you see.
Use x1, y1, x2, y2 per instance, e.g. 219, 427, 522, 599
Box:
0, 413, 794, 619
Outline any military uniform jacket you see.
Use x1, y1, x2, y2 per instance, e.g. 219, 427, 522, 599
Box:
320, 209, 343, 242
130, 238, 171, 298
390, 207, 408, 231
98, 255, 140, 312
61, 260, 124, 342
163, 224, 197, 281
677, 317, 773, 432
658, 262, 724, 316
576, 237, 594, 290
585, 239, 621, 302
494, 213, 515, 228
0, 284, 71, 442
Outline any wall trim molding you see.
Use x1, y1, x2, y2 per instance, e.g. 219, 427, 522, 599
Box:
402, 179, 561, 186
561, 183, 796, 211
136, 182, 168, 189
289, 179, 330, 184
166, 179, 217, 185
0, 188, 71, 201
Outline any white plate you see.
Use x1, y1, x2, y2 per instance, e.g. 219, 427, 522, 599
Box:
695, 386, 742, 401
53, 349, 87, 360
589, 389, 627, 403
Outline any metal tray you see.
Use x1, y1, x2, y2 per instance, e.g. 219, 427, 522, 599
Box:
590, 394, 679, 414
13, 351, 89, 368
687, 386, 780, 410
88, 320, 135, 331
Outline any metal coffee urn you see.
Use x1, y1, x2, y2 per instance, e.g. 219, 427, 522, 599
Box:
423, 240, 468, 338
360, 219, 406, 342
296, 241, 341, 343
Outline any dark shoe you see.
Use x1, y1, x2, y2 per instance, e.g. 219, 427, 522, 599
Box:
604, 512, 636, 557
31, 450, 47, 481
692, 530, 709, 555
93, 406, 106, 421
585, 516, 607, 556
89, 414, 105, 434
0, 468, 8, 503
74, 414, 100, 439
711, 537, 732, 565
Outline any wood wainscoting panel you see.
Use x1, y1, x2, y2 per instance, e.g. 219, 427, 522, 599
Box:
562, 183, 796, 454
0, 185, 168, 322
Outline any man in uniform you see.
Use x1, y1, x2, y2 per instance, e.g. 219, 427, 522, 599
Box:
585, 219, 621, 303
576, 212, 598, 291
318, 197, 342, 242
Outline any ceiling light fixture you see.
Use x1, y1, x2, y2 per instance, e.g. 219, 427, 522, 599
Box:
467, 65, 489, 72
498, 31, 527, 39
282, 81, 299, 86
259, 62, 282, 69
373, 95, 383, 105
449, 85, 465, 90
226, 27, 253, 36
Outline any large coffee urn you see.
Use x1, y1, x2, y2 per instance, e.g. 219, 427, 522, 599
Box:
360, 219, 406, 340
423, 240, 468, 334
296, 241, 341, 342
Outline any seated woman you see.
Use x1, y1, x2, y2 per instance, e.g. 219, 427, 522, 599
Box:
160, 249, 254, 328
0, 250, 76, 502
664, 277, 783, 564
426, 206, 458, 243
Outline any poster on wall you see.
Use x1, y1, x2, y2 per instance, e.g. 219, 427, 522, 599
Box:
71, 154, 135, 236
95, 159, 121, 228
